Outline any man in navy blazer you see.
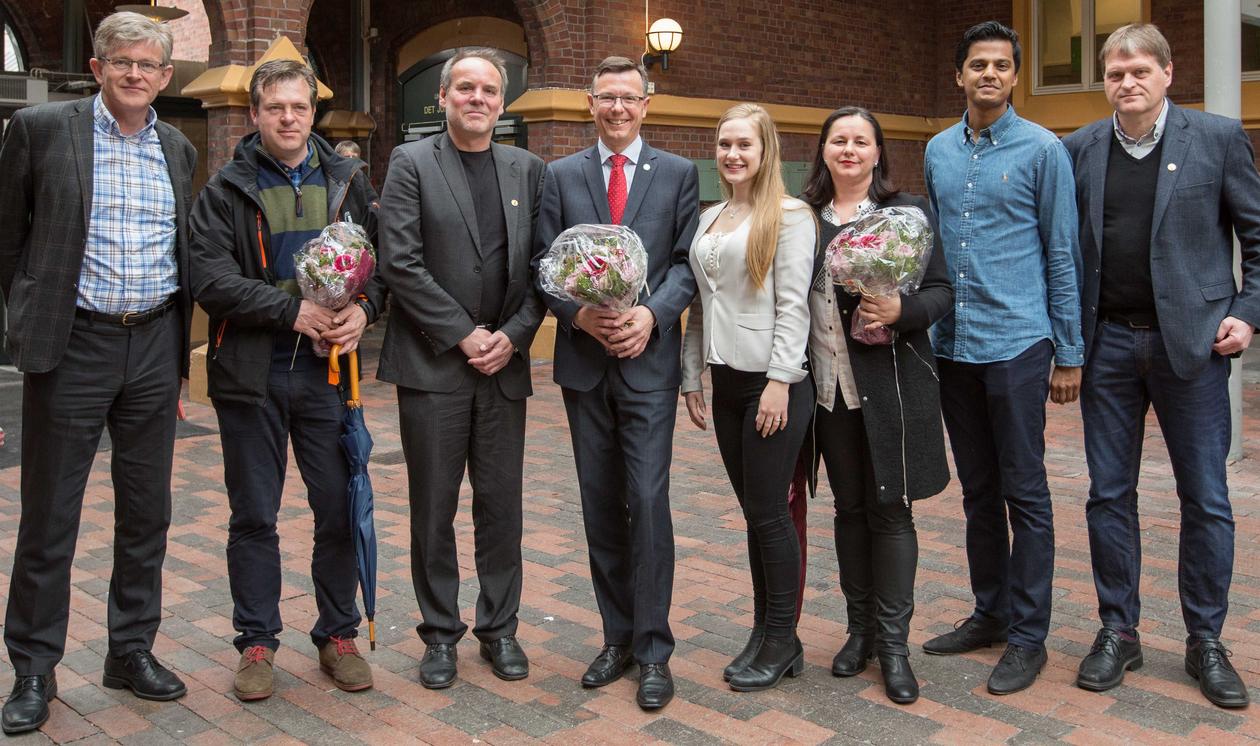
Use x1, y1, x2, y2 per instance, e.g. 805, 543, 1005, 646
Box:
1063, 23, 1260, 709
533, 56, 699, 711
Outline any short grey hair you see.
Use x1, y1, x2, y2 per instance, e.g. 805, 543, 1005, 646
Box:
335, 140, 361, 158
591, 56, 648, 94
439, 48, 508, 92
1099, 23, 1171, 69
249, 59, 318, 110
93, 11, 174, 65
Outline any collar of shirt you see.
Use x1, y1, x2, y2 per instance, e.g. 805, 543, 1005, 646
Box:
258, 141, 317, 188
821, 197, 876, 227
598, 136, 643, 168
1113, 97, 1169, 148
92, 94, 158, 141
962, 104, 1017, 146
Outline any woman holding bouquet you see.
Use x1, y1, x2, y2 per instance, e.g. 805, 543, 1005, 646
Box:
799, 107, 952, 704
681, 104, 816, 692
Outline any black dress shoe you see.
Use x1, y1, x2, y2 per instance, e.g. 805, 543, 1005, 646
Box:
987, 644, 1047, 695
923, 616, 1008, 656
479, 636, 528, 681
581, 645, 632, 688
831, 634, 875, 677
729, 636, 804, 692
102, 650, 186, 701
636, 663, 674, 710
419, 643, 458, 689
878, 652, 919, 704
1076, 628, 1142, 692
1186, 638, 1249, 708
2, 674, 56, 735
723, 627, 764, 682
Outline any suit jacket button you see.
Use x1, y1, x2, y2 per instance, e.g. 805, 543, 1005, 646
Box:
474, 266, 482, 273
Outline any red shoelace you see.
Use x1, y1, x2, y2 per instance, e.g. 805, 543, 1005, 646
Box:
329, 636, 359, 656
243, 645, 269, 664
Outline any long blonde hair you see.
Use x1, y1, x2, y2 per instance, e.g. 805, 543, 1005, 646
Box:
716, 104, 788, 289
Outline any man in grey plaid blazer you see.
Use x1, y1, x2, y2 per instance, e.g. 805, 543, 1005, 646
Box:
0, 12, 194, 735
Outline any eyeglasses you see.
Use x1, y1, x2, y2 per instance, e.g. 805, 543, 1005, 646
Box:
100, 57, 167, 75
593, 94, 647, 108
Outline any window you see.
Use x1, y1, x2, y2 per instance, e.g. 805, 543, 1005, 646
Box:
1244, 5, 1260, 78
1034, 0, 1141, 92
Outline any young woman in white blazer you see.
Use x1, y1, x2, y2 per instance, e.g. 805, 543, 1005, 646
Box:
681, 103, 817, 692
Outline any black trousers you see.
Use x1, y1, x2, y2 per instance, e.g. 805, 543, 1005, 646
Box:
215, 357, 360, 652
814, 396, 917, 654
5, 312, 180, 675
937, 339, 1055, 650
710, 366, 813, 640
398, 374, 525, 645
562, 367, 677, 664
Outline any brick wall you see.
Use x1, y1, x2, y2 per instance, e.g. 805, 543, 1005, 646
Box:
1152, 0, 1203, 104
168, 0, 211, 63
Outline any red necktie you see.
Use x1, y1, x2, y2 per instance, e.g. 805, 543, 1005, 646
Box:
607, 153, 629, 224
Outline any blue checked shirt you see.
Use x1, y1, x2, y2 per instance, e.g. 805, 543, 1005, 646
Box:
924, 105, 1084, 367
79, 94, 179, 314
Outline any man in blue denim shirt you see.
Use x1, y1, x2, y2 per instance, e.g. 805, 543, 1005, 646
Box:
922, 21, 1083, 696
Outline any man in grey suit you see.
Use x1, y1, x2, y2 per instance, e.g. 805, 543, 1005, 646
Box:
533, 55, 699, 711
1063, 23, 1260, 709
0, 11, 193, 734
377, 48, 546, 690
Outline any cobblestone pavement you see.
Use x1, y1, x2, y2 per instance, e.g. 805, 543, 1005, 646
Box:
1, 328, 1260, 744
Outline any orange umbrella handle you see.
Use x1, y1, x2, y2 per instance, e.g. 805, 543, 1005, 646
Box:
327, 345, 361, 404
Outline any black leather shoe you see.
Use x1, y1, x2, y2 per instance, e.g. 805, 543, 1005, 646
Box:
987, 644, 1047, 695
1, 674, 56, 735
1076, 628, 1142, 692
419, 643, 458, 689
581, 645, 632, 688
878, 652, 919, 704
102, 650, 186, 701
724, 627, 764, 682
1186, 638, 1249, 708
636, 663, 674, 710
831, 634, 875, 677
729, 636, 804, 692
479, 636, 528, 681
923, 616, 1008, 656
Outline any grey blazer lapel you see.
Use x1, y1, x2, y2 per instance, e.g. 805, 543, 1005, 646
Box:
1151, 104, 1190, 239
492, 143, 520, 273
1086, 123, 1108, 261
582, 147, 613, 223
434, 132, 482, 255
620, 144, 656, 227
69, 100, 95, 232
157, 124, 190, 286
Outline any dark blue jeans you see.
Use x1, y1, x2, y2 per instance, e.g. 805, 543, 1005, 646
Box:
1082, 322, 1233, 638
937, 339, 1054, 650
215, 357, 361, 653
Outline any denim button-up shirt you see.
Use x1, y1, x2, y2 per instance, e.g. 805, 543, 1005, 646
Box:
924, 105, 1084, 367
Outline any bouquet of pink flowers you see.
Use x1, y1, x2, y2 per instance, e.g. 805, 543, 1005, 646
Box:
295, 220, 376, 310
539, 224, 648, 312
825, 206, 934, 345
294, 220, 376, 356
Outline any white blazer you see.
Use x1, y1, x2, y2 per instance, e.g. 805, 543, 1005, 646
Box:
681, 197, 816, 393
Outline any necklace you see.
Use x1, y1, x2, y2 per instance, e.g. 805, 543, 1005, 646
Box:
723, 202, 749, 222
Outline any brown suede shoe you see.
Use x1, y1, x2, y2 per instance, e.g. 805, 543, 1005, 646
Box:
319, 636, 373, 692
234, 646, 275, 701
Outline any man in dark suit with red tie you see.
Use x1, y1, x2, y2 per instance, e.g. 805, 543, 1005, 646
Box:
533, 55, 699, 711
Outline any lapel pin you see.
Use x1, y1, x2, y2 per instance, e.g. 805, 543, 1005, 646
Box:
643, 163, 651, 171
511, 199, 519, 207
1167, 163, 1177, 171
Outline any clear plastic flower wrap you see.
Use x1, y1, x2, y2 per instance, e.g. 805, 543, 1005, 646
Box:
295, 220, 377, 311
825, 206, 934, 345
538, 224, 648, 311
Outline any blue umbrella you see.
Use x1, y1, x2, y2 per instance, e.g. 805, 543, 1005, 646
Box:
330, 347, 378, 649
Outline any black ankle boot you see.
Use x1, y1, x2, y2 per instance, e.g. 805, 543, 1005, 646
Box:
728, 636, 804, 692
831, 633, 875, 677
878, 651, 919, 704
724, 626, 765, 682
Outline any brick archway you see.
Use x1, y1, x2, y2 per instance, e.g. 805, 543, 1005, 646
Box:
513, 0, 585, 89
